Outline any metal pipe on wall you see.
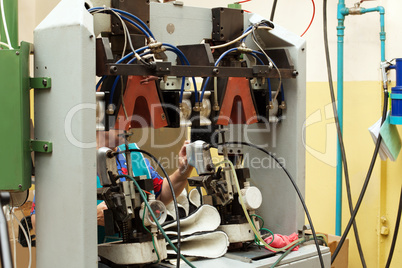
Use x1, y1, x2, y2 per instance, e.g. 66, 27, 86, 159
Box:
335, 1, 386, 236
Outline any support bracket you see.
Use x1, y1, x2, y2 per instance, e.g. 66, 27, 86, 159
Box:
30, 77, 52, 89
31, 140, 53, 153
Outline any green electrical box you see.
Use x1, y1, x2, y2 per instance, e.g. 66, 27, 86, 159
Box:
0, 42, 32, 191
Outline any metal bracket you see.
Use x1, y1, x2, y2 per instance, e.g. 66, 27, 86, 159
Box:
31, 140, 53, 153
30, 77, 52, 89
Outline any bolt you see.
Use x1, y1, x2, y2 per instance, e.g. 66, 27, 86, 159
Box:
213, 68, 219, 75
42, 79, 47, 87
293, 70, 299, 77
16, 51, 20, 56
161, 113, 166, 120
110, 66, 117, 74
43, 144, 48, 151
166, 68, 169, 71
89, 35, 94, 38
18, 184, 22, 189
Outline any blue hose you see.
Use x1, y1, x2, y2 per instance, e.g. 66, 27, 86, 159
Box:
109, 50, 150, 104
89, 7, 154, 39
250, 52, 272, 101
163, 43, 198, 103
200, 47, 239, 102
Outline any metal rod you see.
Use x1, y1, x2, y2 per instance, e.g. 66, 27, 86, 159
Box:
0, 192, 13, 268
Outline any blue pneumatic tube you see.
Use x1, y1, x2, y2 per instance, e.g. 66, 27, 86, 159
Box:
390, 58, 402, 125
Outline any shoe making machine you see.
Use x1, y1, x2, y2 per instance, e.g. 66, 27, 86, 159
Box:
1, 0, 331, 267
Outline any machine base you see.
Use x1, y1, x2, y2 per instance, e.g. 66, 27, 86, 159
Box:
98, 239, 167, 265
218, 223, 255, 243
182, 244, 331, 268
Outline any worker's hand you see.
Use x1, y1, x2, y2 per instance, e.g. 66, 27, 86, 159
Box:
97, 201, 108, 226
178, 140, 192, 175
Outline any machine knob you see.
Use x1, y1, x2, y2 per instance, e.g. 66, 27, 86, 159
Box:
239, 186, 262, 210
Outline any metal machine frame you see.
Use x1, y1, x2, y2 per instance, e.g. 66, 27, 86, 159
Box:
31, 0, 330, 267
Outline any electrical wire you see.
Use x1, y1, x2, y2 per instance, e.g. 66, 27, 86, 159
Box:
271, 235, 327, 268
142, 206, 160, 263
108, 48, 150, 104
0, 41, 11, 49
11, 210, 31, 268
108, 8, 155, 39
385, 186, 402, 268
90, 8, 151, 67
0, 0, 13, 49
214, 159, 309, 254
216, 142, 325, 267
210, 26, 273, 50
200, 47, 239, 102
250, 214, 274, 246
250, 52, 273, 102
331, 90, 389, 264
89, 7, 152, 39
162, 43, 199, 103
251, 31, 282, 103
113, 149, 182, 267
96, 76, 106, 91
164, 47, 187, 104
91, 8, 128, 58
9, 207, 17, 268
270, 0, 278, 22
322, 0, 367, 266
237, 0, 252, 4
116, 174, 195, 268
300, 0, 315, 37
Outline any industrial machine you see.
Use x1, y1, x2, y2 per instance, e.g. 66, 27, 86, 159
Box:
1, 0, 331, 267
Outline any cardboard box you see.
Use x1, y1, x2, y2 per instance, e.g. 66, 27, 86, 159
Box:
328, 234, 349, 268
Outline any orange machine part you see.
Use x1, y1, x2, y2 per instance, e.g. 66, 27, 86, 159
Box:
216, 77, 258, 125
114, 76, 167, 130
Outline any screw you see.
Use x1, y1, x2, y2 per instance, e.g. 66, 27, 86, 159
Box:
42, 79, 47, 87
110, 66, 117, 74
19, 184, 22, 189
89, 35, 94, 38
43, 144, 48, 152
161, 113, 166, 120
213, 68, 219, 75
166, 68, 169, 71
16, 51, 20, 56
293, 70, 299, 77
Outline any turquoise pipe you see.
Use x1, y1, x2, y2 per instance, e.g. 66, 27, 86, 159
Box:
335, 1, 346, 236
0, 0, 18, 49
335, 2, 385, 236
360, 7, 386, 61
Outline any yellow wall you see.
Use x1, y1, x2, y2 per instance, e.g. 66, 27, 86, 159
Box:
306, 81, 402, 267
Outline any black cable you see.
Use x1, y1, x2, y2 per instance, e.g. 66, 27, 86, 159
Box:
331, 90, 389, 263
0, 192, 13, 268
385, 186, 402, 268
113, 149, 181, 267
322, 0, 367, 266
270, 0, 278, 21
215, 141, 324, 268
